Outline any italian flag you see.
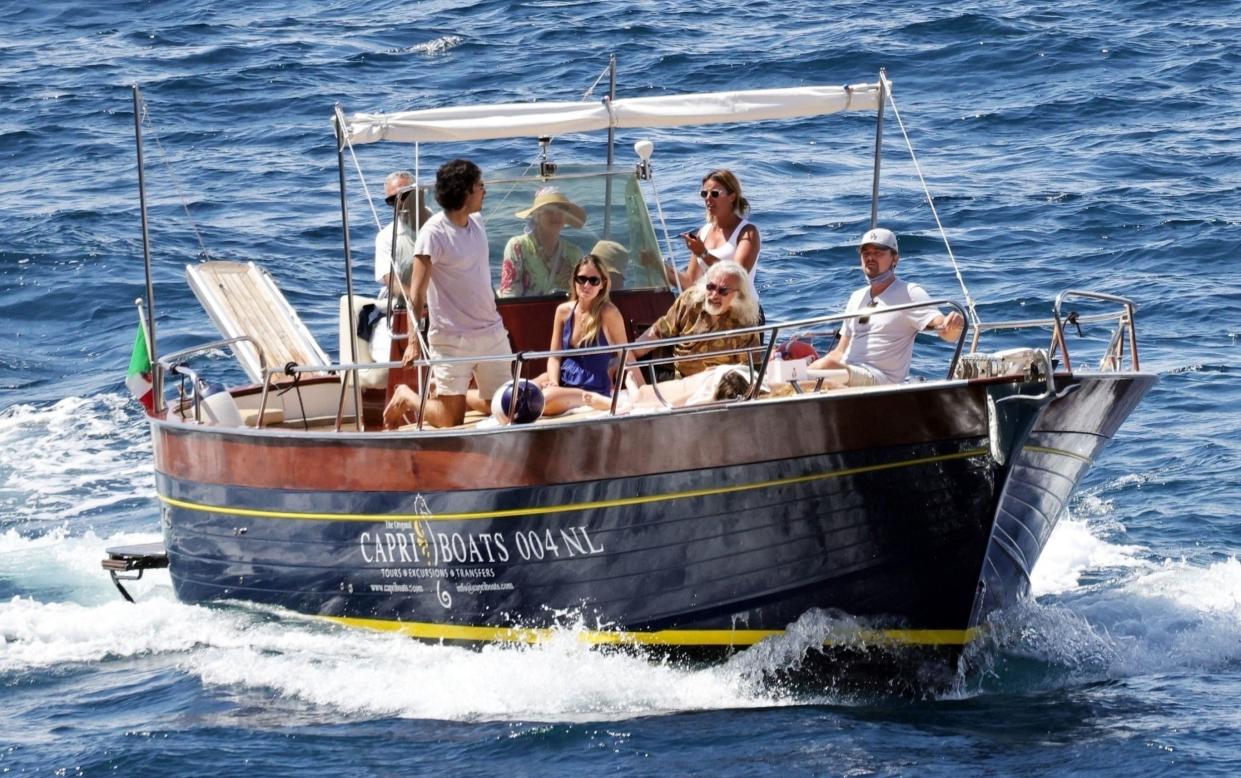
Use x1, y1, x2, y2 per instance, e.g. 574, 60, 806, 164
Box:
126, 322, 154, 413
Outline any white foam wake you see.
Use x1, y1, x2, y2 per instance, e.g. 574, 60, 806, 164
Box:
1, 524, 784, 722
0, 394, 152, 524
0, 590, 785, 722
988, 478, 1241, 680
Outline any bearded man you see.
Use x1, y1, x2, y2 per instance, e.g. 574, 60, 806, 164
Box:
625, 260, 761, 381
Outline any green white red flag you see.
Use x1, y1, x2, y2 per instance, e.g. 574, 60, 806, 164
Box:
126, 322, 154, 413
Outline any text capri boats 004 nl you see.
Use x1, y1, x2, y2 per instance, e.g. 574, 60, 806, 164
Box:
107, 65, 1155, 683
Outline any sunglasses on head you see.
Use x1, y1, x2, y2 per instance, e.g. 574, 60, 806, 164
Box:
705, 282, 735, 295
699, 188, 725, 199
575, 274, 603, 287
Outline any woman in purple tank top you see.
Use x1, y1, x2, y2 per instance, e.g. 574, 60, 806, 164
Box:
533, 255, 630, 415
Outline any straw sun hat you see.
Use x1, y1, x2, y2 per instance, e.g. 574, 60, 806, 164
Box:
515, 187, 587, 229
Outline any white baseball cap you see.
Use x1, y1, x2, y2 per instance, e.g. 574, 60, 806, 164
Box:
859, 228, 899, 253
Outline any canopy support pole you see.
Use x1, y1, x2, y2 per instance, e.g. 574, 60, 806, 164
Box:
334, 105, 364, 431
869, 68, 887, 229
132, 85, 162, 412
603, 54, 617, 238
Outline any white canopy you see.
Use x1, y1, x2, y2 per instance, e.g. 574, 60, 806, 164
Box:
345, 83, 883, 145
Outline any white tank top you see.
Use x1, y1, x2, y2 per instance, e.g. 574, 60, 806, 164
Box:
697, 218, 758, 278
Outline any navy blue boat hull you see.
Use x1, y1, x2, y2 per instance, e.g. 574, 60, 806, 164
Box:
152, 372, 1156, 653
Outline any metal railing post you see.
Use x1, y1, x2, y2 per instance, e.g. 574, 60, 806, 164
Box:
869, 69, 887, 229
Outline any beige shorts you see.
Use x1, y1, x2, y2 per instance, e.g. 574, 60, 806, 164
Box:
427, 327, 513, 398
844, 364, 884, 387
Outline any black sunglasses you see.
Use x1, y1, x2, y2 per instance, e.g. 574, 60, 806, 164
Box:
574, 274, 603, 287
699, 188, 725, 199
705, 282, 735, 295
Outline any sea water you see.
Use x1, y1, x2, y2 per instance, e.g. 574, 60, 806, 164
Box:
2, 1, 1240, 773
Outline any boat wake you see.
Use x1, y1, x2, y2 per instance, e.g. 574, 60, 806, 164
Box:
0, 394, 152, 529
967, 497, 1241, 694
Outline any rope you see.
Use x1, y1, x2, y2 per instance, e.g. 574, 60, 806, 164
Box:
138, 98, 212, 260
885, 92, 981, 328
277, 361, 310, 431
342, 130, 382, 230
645, 176, 682, 294
580, 63, 612, 101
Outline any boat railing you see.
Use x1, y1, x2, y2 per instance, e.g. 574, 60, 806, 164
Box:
158, 335, 267, 423
249, 298, 968, 431
969, 289, 1139, 373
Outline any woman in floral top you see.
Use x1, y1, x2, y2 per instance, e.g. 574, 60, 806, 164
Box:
498, 187, 586, 297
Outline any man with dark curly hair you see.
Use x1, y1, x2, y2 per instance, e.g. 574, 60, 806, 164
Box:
384, 159, 512, 428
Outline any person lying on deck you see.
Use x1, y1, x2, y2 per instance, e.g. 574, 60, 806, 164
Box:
623, 261, 762, 385
809, 227, 965, 386
530, 254, 631, 416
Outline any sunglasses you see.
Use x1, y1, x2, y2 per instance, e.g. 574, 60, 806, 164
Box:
574, 274, 603, 287
705, 282, 735, 296
699, 188, 725, 199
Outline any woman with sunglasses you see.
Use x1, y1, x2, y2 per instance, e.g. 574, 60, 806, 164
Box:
676, 169, 761, 289
532, 254, 630, 415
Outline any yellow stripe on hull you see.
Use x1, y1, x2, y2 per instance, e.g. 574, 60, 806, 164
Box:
1022, 444, 1092, 464
324, 614, 981, 647
157, 447, 991, 523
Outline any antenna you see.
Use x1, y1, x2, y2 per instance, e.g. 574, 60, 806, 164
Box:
537, 136, 557, 178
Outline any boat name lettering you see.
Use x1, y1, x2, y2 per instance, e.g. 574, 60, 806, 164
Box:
432, 530, 509, 565
512, 527, 604, 560
360, 527, 603, 565
359, 529, 509, 565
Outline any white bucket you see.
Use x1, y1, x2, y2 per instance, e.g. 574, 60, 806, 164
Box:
197, 382, 244, 427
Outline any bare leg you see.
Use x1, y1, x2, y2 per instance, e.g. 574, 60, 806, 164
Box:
540, 386, 617, 416
465, 388, 490, 415
423, 394, 468, 428
383, 386, 469, 429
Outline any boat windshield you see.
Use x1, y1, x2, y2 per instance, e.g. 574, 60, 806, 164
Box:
481, 165, 672, 298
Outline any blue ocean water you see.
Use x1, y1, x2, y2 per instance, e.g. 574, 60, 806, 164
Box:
2, 0, 1240, 773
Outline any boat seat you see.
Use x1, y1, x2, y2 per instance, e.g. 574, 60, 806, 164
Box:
338, 294, 388, 390
186, 261, 331, 383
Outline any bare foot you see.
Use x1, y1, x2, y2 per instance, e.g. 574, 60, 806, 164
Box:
584, 391, 614, 412
383, 386, 420, 429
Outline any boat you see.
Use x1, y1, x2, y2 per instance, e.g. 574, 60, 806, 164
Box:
107, 66, 1156, 683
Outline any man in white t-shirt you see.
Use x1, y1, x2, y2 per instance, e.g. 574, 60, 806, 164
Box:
373, 170, 432, 305
810, 228, 965, 386
382, 159, 512, 428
